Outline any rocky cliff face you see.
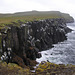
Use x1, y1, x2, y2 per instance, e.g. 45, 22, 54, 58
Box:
0, 18, 72, 67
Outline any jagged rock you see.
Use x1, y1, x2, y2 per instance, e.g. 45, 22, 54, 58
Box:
1, 18, 72, 67
1, 25, 41, 67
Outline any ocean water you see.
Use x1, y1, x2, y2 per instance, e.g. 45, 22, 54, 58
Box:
36, 22, 75, 65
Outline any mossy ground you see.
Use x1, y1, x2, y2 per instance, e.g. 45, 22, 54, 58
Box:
0, 61, 75, 75
35, 61, 75, 75
0, 61, 32, 75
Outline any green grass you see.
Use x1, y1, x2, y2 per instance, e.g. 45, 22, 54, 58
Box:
0, 11, 73, 29
0, 15, 62, 29
0, 15, 61, 23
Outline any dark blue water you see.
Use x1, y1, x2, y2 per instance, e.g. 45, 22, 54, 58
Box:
36, 22, 75, 65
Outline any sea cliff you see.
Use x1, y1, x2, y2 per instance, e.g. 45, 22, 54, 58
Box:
0, 18, 73, 67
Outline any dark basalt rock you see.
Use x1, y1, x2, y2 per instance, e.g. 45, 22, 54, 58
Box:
0, 18, 72, 67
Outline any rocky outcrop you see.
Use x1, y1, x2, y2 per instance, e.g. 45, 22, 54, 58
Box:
35, 61, 75, 75
1, 18, 72, 67
1, 26, 41, 67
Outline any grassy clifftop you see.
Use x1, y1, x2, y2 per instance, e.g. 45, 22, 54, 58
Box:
0, 11, 74, 24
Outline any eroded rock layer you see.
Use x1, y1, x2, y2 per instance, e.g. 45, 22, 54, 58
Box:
1, 18, 72, 67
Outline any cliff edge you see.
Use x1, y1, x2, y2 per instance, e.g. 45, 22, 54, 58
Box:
0, 18, 72, 67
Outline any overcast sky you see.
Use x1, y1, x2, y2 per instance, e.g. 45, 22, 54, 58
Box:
0, 0, 75, 18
